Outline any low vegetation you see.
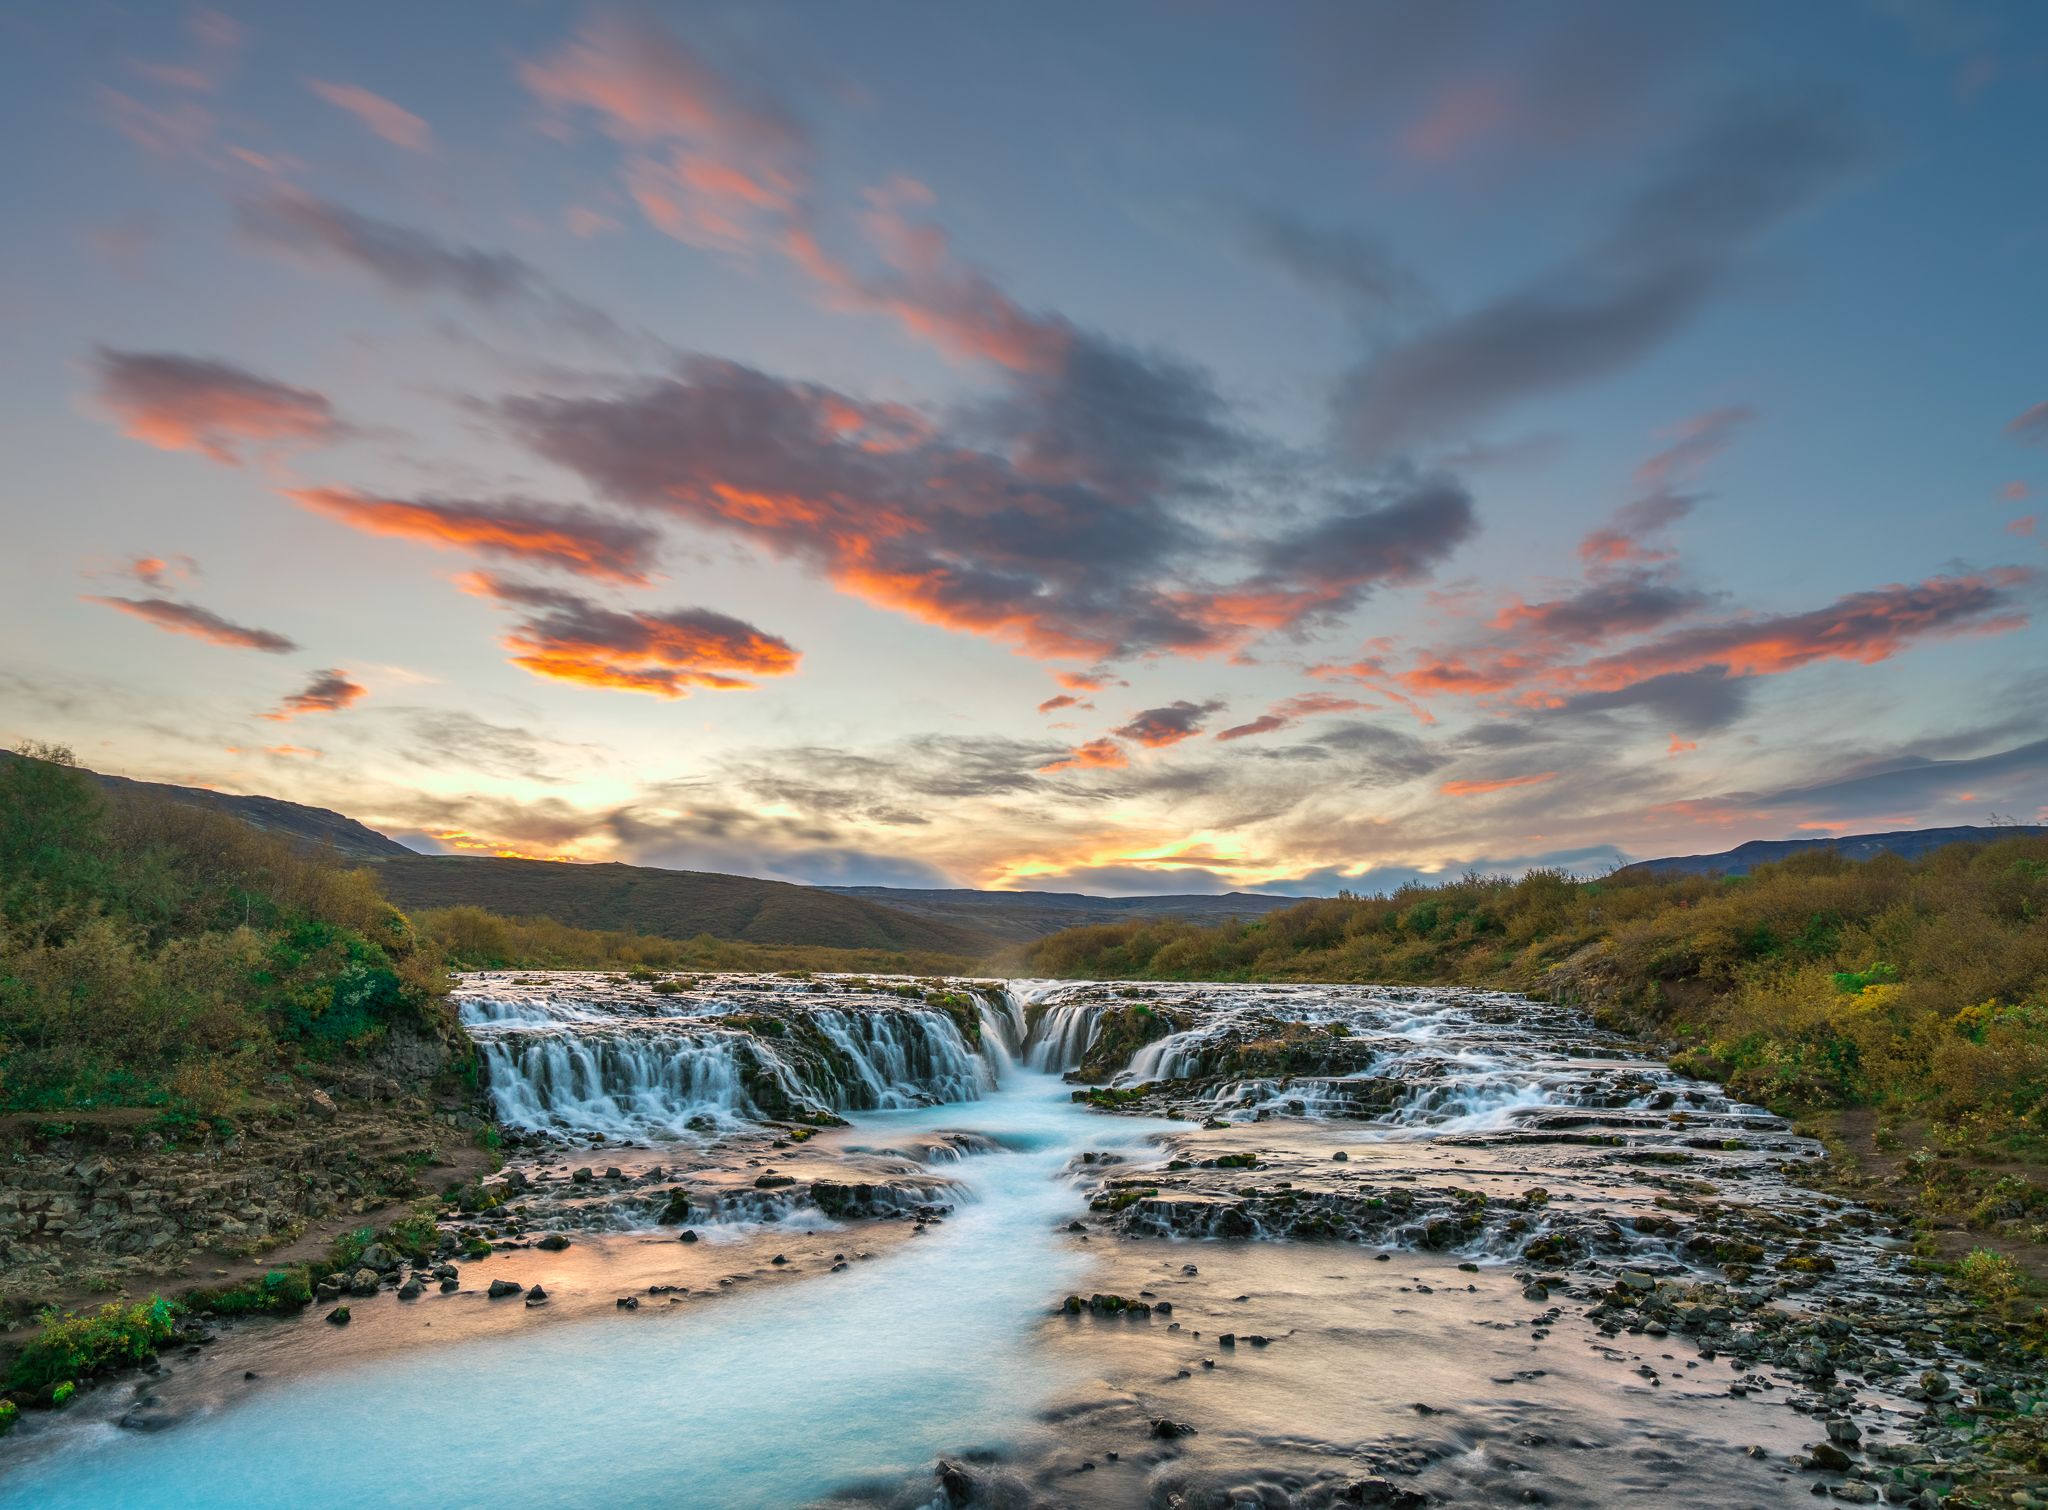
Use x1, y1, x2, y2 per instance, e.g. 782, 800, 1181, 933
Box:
1023, 837, 2048, 1279
0, 745, 458, 1116
415, 903, 979, 978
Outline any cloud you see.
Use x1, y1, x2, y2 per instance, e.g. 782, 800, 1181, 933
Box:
1492, 572, 1715, 645
1579, 405, 1753, 564
2008, 401, 2048, 446
1337, 99, 1868, 454
283, 486, 661, 582
1244, 213, 1428, 325
235, 192, 630, 346
1215, 692, 1375, 742
1747, 736, 2048, 818
1441, 770, 1558, 797
265, 669, 366, 720
521, 12, 810, 255
1558, 666, 1751, 733
1040, 738, 1129, 773
1552, 570, 2035, 691
1114, 699, 1226, 748
85, 595, 298, 653
462, 573, 798, 697
90, 348, 344, 464
305, 79, 432, 151
499, 351, 1452, 663
1037, 694, 1083, 714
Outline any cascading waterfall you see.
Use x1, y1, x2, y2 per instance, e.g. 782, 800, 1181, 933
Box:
459, 974, 1001, 1137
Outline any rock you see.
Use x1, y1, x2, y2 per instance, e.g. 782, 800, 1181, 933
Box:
526, 1284, 549, 1303
439, 1277, 459, 1293
1919, 1370, 1950, 1399
536, 1234, 572, 1252
771, 1253, 788, 1265
1617, 1270, 1655, 1292
358, 1243, 396, 1272
935, 1459, 975, 1505
324, 1305, 350, 1325
1332, 1151, 1349, 1161
754, 1174, 796, 1190
306, 1089, 338, 1120
348, 1268, 380, 1297
657, 1189, 692, 1224
1336, 1481, 1426, 1508
678, 1229, 699, 1244
1825, 1416, 1860, 1444
571, 1168, 594, 1185
487, 1279, 524, 1299
1148, 1418, 1196, 1439
397, 1277, 424, 1300
616, 1296, 639, 1310
1807, 1442, 1854, 1471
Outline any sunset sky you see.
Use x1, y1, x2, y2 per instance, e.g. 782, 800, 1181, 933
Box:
3, 1, 2045, 894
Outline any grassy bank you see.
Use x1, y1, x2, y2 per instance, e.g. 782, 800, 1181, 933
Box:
1020, 837, 2048, 1284
0, 745, 459, 1117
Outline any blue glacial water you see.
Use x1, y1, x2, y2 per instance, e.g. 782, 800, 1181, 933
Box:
0, 1066, 1169, 1510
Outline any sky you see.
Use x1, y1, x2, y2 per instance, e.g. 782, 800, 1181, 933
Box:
2, 1, 2045, 896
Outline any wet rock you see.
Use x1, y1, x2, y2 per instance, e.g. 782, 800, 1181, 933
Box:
1807, 1442, 1855, 1471
1148, 1418, 1197, 1438
396, 1277, 424, 1300
1825, 1416, 1860, 1444
347, 1268, 380, 1297
934, 1459, 975, 1505
571, 1168, 593, 1185
616, 1296, 639, 1310
324, 1305, 350, 1325
487, 1279, 524, 1299
678, 1229, 699, 1243
536, 1234, 572, 1251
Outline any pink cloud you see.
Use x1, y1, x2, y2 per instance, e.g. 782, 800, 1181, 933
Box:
306, 79, 433, 151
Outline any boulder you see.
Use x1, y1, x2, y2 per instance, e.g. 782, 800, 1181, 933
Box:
487, 1279, 524, 1299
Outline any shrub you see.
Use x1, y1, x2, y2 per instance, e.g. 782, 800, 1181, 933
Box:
7, 1297, 179, 1391
185, 1267, 314, 1316
1954, 1247, 2023, 1306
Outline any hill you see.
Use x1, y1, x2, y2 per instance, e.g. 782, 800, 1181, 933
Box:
0, 749, 412, 862
375, 856, 994, 955
817, 885, 1305, 942
1617, 824, 2048, 879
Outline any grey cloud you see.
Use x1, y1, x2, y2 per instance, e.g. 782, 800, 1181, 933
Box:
1337, 98, 1871, 454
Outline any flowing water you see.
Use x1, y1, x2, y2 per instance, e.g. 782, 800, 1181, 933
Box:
0, 975, 1958, 1507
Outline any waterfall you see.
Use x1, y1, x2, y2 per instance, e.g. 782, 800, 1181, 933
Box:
459, 975, 1004, 1138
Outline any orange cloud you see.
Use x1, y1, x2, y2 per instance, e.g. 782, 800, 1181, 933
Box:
1215, 692, 1374, 741
464, 573, 798, 698
263, 744, 321, 758
92, 349, 343, 465
1037, 694, 1083, 714
1039, 738, 1128, 773
1441, 771, 1558, 797
264, 669, 365, 720
284, 487, 661, 582
1667, 733, 1698, 756
1114, 700, 1225, 748
306, 79, 431, 151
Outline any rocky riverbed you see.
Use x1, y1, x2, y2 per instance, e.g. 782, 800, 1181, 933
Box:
1, 974, 2040, 1507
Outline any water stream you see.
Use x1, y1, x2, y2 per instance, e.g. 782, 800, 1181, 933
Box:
0, 974, 1946, 1507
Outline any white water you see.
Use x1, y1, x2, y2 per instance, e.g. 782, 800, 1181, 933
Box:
0, 1068, 1173, 1510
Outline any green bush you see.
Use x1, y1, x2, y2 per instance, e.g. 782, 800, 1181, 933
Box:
7, 1297, 178, 1391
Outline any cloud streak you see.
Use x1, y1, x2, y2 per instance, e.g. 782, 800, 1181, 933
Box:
91, 348, 345, 464
284, 487, 662, 582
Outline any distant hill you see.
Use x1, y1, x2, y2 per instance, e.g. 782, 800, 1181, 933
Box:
818, 885, 1306, 942
1616, 825, 2048, 879
376, 857, 996, 955
0, 749, 412, 861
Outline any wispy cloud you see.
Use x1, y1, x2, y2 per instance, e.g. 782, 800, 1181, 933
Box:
283, 487, 662, 583
90, 348, 345, 465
